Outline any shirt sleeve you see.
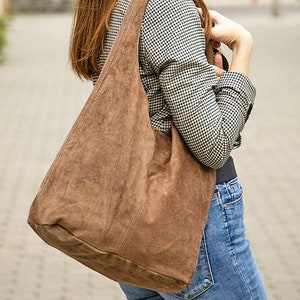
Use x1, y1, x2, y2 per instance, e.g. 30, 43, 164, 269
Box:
140, 0, 256, 169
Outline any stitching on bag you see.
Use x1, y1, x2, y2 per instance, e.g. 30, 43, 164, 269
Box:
39, 223, 186, 287
117, 195, 146, 252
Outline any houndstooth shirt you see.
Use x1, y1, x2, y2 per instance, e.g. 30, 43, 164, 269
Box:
92, 0, 256, 169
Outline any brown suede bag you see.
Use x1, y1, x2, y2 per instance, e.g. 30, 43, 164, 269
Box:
28, 0, 216, 293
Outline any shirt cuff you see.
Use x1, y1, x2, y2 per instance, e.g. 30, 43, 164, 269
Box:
217, 71, 256, 120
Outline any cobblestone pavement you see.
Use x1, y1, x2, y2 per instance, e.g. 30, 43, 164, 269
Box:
0, 4, 299, 300
206, 0, 299, 7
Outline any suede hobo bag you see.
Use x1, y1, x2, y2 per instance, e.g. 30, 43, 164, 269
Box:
27, 0, 216, 293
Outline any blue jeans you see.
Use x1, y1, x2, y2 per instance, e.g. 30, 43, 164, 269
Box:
119, 178, 268, 300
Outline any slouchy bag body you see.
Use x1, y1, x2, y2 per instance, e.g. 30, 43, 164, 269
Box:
27, 0, 216, 293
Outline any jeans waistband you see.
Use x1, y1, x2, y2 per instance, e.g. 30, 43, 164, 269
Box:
216, 156, 237, 184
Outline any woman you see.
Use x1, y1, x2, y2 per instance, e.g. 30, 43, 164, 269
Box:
70, 0, 268, 299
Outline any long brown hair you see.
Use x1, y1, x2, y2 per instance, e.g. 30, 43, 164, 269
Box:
70, 0, 212, 80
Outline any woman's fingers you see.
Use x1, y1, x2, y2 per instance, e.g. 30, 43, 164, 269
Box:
211, 40, 221, 48
209, 10, 224, 25
212, 65, 225, 79
214, 51, 223, 69
209, 10, 252, 50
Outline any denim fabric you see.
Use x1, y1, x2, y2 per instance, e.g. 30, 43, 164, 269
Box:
119, 178, 268, 300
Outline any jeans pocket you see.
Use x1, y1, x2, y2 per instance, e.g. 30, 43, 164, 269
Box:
162, 234, 214, 300
221, 178, 246, 256
223, 178, 243, 209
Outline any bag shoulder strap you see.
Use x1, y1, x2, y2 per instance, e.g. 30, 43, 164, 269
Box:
66, 0, 150, 142
95, 0, 149, 87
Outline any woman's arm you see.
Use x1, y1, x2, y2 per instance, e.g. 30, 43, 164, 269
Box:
141, 0, 255, 169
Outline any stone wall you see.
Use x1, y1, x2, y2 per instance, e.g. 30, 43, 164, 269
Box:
9, 0, 73, 13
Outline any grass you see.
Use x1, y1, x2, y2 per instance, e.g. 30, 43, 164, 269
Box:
0, 16, 7, 61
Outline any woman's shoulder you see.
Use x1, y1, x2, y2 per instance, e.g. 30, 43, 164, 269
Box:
144, 0, 200, 20
141, 0, 204, 46
113, 0, 201, 30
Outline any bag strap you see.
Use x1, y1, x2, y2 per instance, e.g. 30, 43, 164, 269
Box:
66, 0, 150, 141
95, 0, 149, 88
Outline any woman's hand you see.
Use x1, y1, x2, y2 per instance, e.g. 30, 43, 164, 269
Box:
209, 10, 253, 52
199, 9, 253, 76
212, 50, 225, 80
211, 10, 253, 76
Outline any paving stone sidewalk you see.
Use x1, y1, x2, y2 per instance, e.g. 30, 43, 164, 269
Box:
0, 7, 299, 300
206, 0, 299, 7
